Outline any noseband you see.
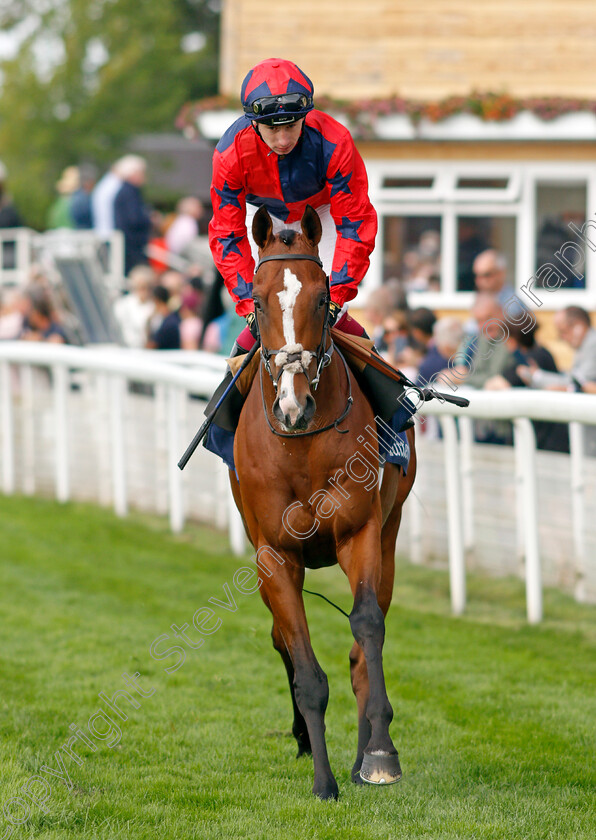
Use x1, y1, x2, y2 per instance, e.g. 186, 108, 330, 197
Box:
254, 252, 333, 392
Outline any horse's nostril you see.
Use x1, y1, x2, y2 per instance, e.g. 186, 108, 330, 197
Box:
272, 398, 285, 425
304, 394, 316, 422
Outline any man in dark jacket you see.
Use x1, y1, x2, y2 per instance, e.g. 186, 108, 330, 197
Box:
113, 155, 151, 275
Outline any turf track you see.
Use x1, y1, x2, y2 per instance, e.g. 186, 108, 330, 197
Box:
0, 496, 594, 839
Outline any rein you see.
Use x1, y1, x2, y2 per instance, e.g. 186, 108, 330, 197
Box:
254, 250, 353, 437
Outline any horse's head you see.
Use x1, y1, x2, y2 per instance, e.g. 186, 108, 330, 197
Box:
252, 205, 330, 431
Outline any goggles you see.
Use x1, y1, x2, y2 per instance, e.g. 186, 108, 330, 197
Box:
246, 93, 313, 122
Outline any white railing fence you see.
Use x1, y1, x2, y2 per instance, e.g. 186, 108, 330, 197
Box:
1, 341, 595, 623
420, 390, 596, 621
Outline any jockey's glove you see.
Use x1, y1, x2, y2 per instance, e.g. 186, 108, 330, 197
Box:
328, 301, 342, 327
245, 311, 259, 339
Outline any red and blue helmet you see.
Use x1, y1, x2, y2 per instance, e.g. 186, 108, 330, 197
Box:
241, 58, 314, 126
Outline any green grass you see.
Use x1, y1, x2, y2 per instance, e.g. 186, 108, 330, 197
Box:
0, 496, 595, 840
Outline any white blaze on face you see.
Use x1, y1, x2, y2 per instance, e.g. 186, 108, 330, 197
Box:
277, 268, 302, 346
276, 268, 303, 424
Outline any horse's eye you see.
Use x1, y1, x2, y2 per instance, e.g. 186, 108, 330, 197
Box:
317, 296, 327, 309
253, 299, 263, 311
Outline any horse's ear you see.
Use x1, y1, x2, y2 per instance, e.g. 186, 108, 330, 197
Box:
252, 206, 274, 250
301, 204, 322, 247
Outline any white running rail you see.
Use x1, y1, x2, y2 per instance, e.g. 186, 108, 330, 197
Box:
1, 341, 595, 623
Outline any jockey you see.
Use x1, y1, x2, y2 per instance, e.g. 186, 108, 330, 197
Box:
209, 57, 377, 351
204, 58, 417, 473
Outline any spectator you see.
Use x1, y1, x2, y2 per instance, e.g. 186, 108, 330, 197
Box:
518, 306, 596, 392
146, 285, 180, 350
486, 322, 558, 390
403, 230, 441, 292
114, 264, 156, 348
202, 306, 245, 355
379, 311, 410, 369
21, 295, 67, 344
160, 270, 185, 311
179, 288, 204, 351
70, 163, 97, 229
484, 322, 569, 453
47, 166, 79, 229
408, 307, 436, 351
456, 295, 514, 388
113, 155, 151, 275
200, 274, 244, 355
147, 211, 171, 275
0, 161, 23, 228
0, 288, 30, 339
364, 281, 408, 353
473, 249, 516, 307
457, 220, 489, 291
452, 294, 518, 444
165, 197, 204, 256
416, 316, 464, 388
394, 306, 437, 371
92, 159, 125, 235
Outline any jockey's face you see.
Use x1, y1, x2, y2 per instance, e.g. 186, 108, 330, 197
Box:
254, 119, 304, 156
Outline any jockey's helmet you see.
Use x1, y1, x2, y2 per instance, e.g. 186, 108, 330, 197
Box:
241, 58, 314, 126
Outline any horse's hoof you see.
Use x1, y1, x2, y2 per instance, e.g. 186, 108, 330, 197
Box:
313, 778, 339, 800
359, 750, 402, 785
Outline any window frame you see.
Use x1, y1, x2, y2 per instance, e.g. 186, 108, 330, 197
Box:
362, 160, 596, 311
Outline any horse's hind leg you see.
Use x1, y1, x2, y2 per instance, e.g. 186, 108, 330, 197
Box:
271, 621, 312, 757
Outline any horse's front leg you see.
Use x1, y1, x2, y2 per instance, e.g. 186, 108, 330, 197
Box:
258, 546, 338, 800
338, 515, 401, 786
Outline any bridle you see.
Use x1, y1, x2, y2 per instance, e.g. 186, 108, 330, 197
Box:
253, 251, 353, 437
254, 252, 333, 392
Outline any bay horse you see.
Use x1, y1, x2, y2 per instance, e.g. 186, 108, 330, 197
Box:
229, 205, 416, 800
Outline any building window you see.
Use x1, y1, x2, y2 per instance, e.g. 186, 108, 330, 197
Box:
366, 163, 594, 307
535, 182, 587, 290
456, 216, 517, 292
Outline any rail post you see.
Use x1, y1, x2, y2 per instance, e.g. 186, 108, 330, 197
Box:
440, 415, 466, 615
513, 418, 542, 624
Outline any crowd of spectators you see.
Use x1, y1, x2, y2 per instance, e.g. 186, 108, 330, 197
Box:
0, 154, 237, 354
1, 153, 596, 444
367, 247, 596, 452
0, 271, 69, 344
